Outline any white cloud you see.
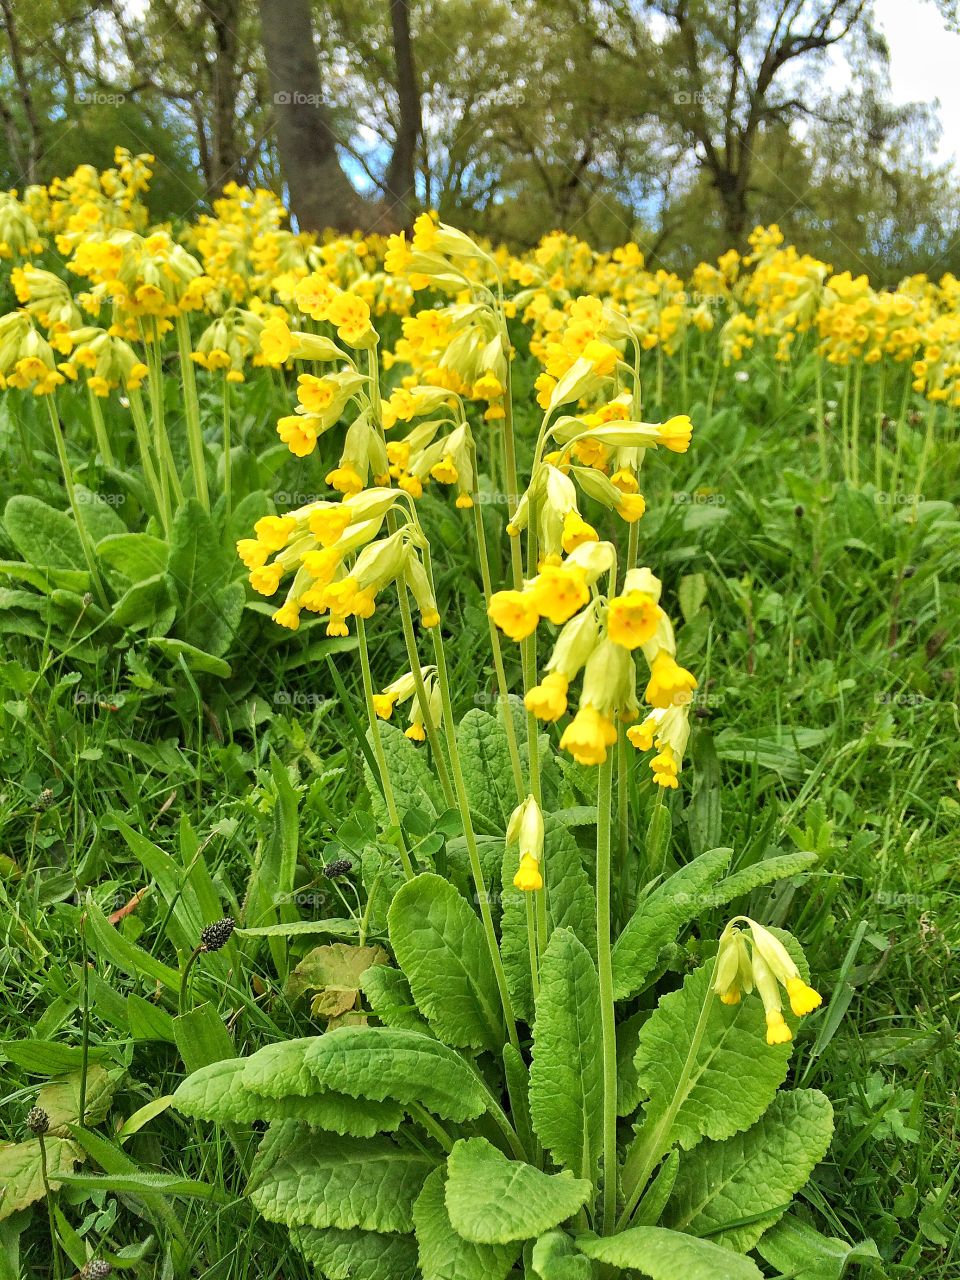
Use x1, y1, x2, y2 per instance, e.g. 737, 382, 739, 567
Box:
874, 0, 960, 165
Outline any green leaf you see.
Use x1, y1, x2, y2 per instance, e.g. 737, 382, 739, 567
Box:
96, 532, 170, 581
109, 574, 174, 630
457, 709, 518, 832
708, 853, 820, 908
531, 1230, 594, 1278
36, 1065, 118, 1134
445, 1137, 592, 1245
755, 1213, 882, 1279
173, 1057, 403, 1136
286, 943, 389, 1018
0, 1138, 82, 1221
166, 499, 243, 656
632, 963, 792, 1152
664, 1090, 834, 1252
247, 1132, 435, 1234
364, 722, 443, 824
3, 496, 85, 570
361, 965, 430, 1034
239, 1038, 327, 1098
612, 848, 733, 1001
414, 1166, 522, 1280
294, 1225, 419, 1280
530, 929, 603, 1180
302, 1026, 489, 1123
577, 1226, 762, 1279
388, 874, 504, 1053
73, 487, 126, 541
678, 573, 707, 622
684, 730, 722, 856
148, 636, 233, 677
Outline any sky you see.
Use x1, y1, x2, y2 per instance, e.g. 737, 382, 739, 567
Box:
874, 0, 960, 164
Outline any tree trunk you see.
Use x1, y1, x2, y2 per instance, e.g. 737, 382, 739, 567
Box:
383, 0, 422, 226
0, 0, 42, 182
209, 0, 242, 189
257, 0, 376, 231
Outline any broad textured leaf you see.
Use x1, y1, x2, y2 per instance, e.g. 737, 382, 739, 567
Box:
294, 1225, 419, 1280
633, 964, 792, 1151
616, 1009, 648, 1118
248, 1132, 435, 1234
755, 1213, 882, 1279
74, 486, 125, 540
96, 532, 169, 581
364, 722, 442, 824
286, 942, 388, 1017
3, 496, 84, 569
166, 500, 243, 656
531, 1230, 594, 1278
238, 1038, 320, 1098
612, 849, 733, 1001
36, 1066, 117, 1135
414, 1166, 522, 1280
445, 1138, 592, 1245
457, 709, 519, 831
664, 1090, 834, 1251
173, 1058, 403, 1136
388, 874, 503, 1052
148, 636, 232, 677
530, 929, 603, 1179
303, 1025, 489, 1123
577, 1226, 762, 1279
360, 965, 430, 1033
0, 1138, 82, 1220
708, 853, 820, 909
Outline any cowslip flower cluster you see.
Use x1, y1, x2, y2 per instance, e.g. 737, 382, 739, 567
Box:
714, 918, 823, 1045
507, 796, 545, 891
373, 666, 442, 741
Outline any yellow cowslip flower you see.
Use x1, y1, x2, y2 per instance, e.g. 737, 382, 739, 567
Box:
277, 413, 321, 457
559, 704, 618, 767
272, 598, 302, 630
524, 671, 569, 722
530, 563, 589, 625
507, 796, 544, 891
644, 650, 697, 708
254, 515, 297, 551
403, 669, 442, 742
259, 316, 294, 365
626, 704, 691, 787
658, 414, 693, 452
326, 464, 364, 496
236, 538, 269, 570
607, 590, 660, 650
617, 493, 646, 523
713, 919, 823, 1046
327, 292, 376, 347
488, 589, 539, 642
308, 505, 352, 547
561, 509, 598, 553
372, 666, 434, 720
249, 562, 284, 596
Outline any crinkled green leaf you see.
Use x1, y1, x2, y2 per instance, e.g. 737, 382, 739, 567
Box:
664, 1090, 835, 1251
3, 496, 85, 570
577, 1226, 762, 1279
0, 1138, 83, 1221
303, 1025, 488, 1123
173, 1058, 403, 1136
361, 965, 430, 1034
531, 1230, 595, 1278
388, 874, 503, 1053
616, 1009, 648, 1118
457, 709, 519, 832
708, 853, 820, 909
414, 1166, 522, 1280
286, 942, 388, 1018
445, 1137, 592, 1245
612, 848, 732, 1001
530, 929, 603, 1179
248, 1132, 435, 1234
293, 1225, 419, 1280
364, 722, 442, 824
238, 1038, 321, 1098
37, 1065, 117, 1135
633, 964, 792, 1152
755, 1212, 882, 1279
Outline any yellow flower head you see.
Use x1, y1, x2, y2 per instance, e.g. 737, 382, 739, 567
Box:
249, 562, 284, 596
559, 704, 618, 766
607, 590, 660, 650
524, 671, 569, 722
326, 464, 364, 496
659, 414, 693, 453
236, 538, 268, 570
645, 651, 697, 708
254, 515, 296, 551
530, 564, 589, 625
488, 589, 540, 642
308, 505, 352, 546
513, 853, 543, 892
617, 493, 646, 523
272, 599, 301, 630
561, 509, 599, 554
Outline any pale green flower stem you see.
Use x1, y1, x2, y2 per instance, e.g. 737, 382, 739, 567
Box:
597, 734, 618, 1233
144, 321, 183, 510
45, 397, 108, 608
617, 948, 723, 1229
86, 383, 114, 466
175, 313, 209, 510
127, 385, 168, 532
222, 373, 232, 517
356, 617, 415, 881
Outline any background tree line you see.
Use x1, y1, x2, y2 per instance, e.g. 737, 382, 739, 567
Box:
2, 0, 959, 277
